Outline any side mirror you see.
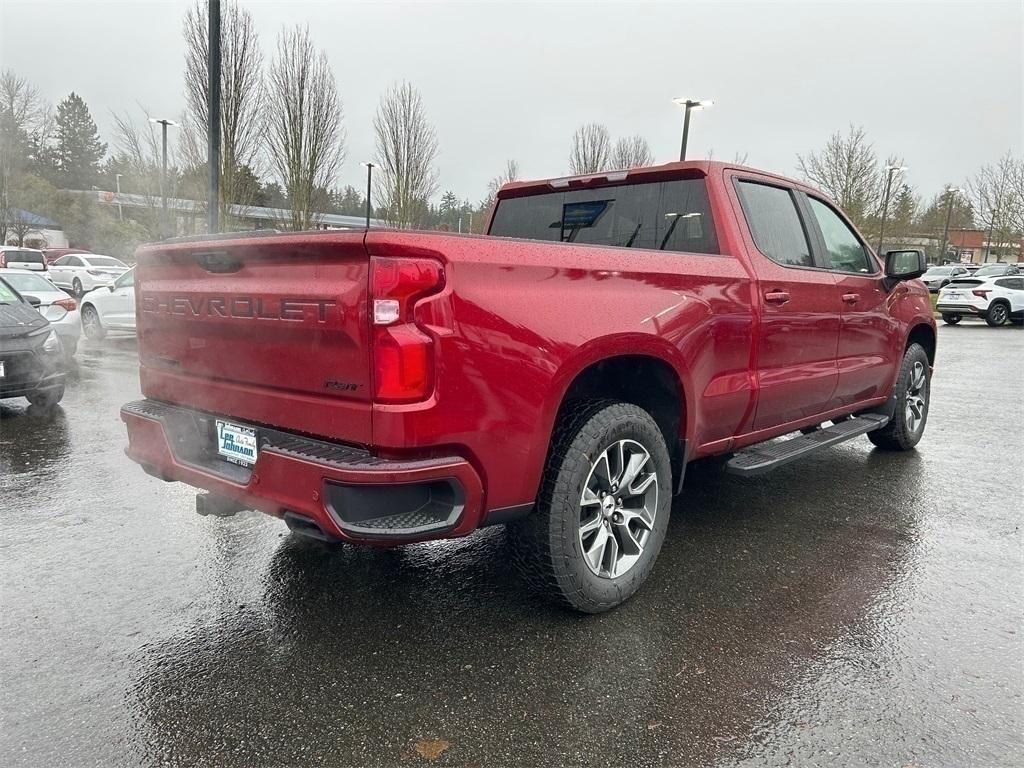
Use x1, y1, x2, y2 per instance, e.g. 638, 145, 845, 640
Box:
23, 294, 41, 307
885, 249, 928, 280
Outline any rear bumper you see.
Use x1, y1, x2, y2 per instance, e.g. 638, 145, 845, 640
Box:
936, 303, 984, 315
120, 399, 486, 543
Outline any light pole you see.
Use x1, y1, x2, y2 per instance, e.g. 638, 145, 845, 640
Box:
876, 164, 907, 253
673, 98, 713, 161
208, 0, 221, 234
115, 173, 123, 221
937, 186, 962, 264
149, 118, 178, 238
360, 162, 375, 229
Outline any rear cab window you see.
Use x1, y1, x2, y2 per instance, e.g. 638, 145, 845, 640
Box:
734, 180, 813, 267
489, 178, 719, 255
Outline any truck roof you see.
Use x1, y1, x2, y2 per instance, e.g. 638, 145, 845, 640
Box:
496, 160, 809, 200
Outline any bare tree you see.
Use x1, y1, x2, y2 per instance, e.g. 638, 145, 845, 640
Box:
484, 159, 519, 209
109, 108, 177, 237
797, 125, 881, 229
266, 25, 345, 230
373, 81, 438, 229
1, 70, 48, 244
181, 0, 264, 222
569, 123, 611, 175
968, 152, 1023, 261
610, 135, 653, 170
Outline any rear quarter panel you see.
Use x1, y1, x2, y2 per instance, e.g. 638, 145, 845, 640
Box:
367, 232, 755, 513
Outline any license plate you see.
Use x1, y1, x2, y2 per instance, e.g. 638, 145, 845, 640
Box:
216, 420, 258, 466
0, 360, 5, 378
946, 292, 961, 300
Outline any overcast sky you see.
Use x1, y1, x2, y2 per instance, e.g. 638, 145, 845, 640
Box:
2, 0, 1021, 203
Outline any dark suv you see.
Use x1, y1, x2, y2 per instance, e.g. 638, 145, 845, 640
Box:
0, 277, 66, 409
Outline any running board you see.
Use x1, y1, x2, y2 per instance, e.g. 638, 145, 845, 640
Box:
725, 414, 890, 477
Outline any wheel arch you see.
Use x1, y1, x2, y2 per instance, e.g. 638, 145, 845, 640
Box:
906, 322, 936, 366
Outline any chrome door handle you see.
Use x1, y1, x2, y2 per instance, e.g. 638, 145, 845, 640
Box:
764, 290, 790, 305
842, 293, 860, 304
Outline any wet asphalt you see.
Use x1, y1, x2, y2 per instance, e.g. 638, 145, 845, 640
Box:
1, 322, 1021, 768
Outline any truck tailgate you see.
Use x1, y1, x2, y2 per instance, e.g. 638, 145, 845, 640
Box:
135, 232, 373, 443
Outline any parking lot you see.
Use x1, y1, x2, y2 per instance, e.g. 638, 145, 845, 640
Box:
1, 322, 1021, 767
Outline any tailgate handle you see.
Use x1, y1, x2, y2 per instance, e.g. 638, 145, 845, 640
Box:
195, 250, 242, 273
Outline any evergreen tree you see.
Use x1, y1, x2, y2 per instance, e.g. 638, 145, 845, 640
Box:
54, 92, 106, 189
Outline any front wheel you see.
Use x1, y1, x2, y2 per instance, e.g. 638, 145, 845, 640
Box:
509, 401, 672, 613
867, 343, 930, 451
985, 302, 1009, 327
81, 305, 106, 340
941, 313, 962, 325
26, 384, 65, 410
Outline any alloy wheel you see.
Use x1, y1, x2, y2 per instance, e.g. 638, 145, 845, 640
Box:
905, 360, 928, 434
578, 439, 658, 579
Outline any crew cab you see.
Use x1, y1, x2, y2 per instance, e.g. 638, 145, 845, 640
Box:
121, 161, 936, 612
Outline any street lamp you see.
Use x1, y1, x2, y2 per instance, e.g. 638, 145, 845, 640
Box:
360, 162, 375, 229
115, 173, 123, 221
937, 186, 962, 264
673, 98, 713, 161
149, 117, 178, 238
876, 164, 907, 253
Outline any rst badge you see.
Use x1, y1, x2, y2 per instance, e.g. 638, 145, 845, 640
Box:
216, 420, 258, 466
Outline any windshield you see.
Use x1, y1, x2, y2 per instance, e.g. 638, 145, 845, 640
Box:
86, 256, 127, 268
4, 250, 44, 264
489, 178, 719, 254
2, 272, 57, 293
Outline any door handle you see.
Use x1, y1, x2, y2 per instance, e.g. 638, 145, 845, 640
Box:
842, 293, 860, 304
763, 290, 790, 305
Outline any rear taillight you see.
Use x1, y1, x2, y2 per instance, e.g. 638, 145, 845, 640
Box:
370, 256, 445, 403
87, 269, 105, 276
54, 297, 77, 311
972, 289, 991, 298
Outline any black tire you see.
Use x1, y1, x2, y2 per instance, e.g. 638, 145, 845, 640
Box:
941, 313, 962, 325
867, 343, 930, 451
509, 400, 672, 613
26, 384, 65, 410
81, 304, 106, 340
72, 278, 83, 297
985, 302, 1009, 327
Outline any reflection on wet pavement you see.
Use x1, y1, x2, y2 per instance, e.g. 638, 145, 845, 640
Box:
1, 326, 1021, 767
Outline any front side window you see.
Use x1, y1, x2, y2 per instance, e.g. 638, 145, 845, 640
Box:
735, 181, 812, 267
489, 178, 719, 255
807, 197, 873, 273
115, 269, 135, 289
66, 256, 82, 267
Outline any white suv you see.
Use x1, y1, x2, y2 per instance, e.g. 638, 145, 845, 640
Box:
937, 275, 1024, 327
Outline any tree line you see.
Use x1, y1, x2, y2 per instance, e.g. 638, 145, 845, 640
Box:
1, 0, 1021, 260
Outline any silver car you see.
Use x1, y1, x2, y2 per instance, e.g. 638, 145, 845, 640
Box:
921, 265, 970, 292
0, 268, 82, 357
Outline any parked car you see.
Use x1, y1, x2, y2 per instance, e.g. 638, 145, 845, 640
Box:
0, 269, 81, 357
921, 264, 970, 292
120, 160, 936, 613
0, 276, 66, 409
47, 253, 129, 296
970, 263, 1020, 278
79, 268, 136, 340
0, 246, 48, 272
937, 275, 1024, 326
41, 247, 91, 266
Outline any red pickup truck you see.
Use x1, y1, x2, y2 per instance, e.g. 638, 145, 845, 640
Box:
121, 161, 936, 612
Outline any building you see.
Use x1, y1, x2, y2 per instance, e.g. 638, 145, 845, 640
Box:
944, 229, 1022, 264
83, 189, 386, 233
3, 209, 69, 249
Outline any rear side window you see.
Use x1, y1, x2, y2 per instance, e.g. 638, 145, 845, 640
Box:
735, 181, 812, 267
995, 278, 1024, 290
489, 178, 719, 255
807, 197, 873, 273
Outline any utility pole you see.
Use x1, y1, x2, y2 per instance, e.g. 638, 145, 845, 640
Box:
208, 0, 221, 234
673, 98, 713, 161
877, 164, 907, 253
115, 173, 123, 221
149, 118, 177, 238
360, 162, 375, 229
937, 187, 961, 264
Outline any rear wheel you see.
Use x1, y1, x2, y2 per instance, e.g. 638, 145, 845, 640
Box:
941, 313, 962, 325
81, 305, 105, 340
867, 343, 930, 451
510, 401, 671, 613
985, 302, 1009, 327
